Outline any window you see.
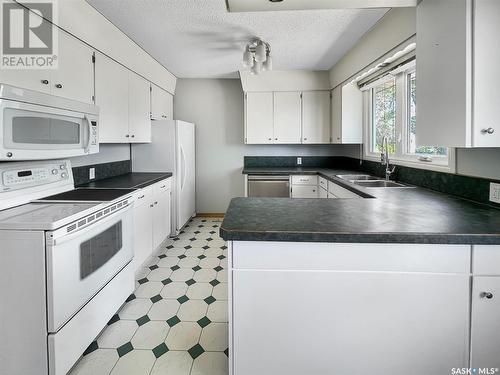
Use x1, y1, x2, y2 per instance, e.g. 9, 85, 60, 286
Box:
365, 61, 450, 167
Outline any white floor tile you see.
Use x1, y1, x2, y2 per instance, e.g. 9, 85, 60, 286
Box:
134, 281, 164, 298
187, 283, 213, 300
193, 269, 217, 282
189, 239, 208, 247
217, 270, 228, 282
191, 352, 229, 375
199, 257, 220, 269
157, 257, 179, 268
177, 300, 208, 322
178, 257, 200, 268
185, 247, 205, 257
199, 323, 228, 351
150, 351, 193, 375
164, 322, 202, 350
212, 283, 228, 300
147, 268, 172, 282
160, 282, 188, 299
207, 301, 228, 323
97, 320, 138, 349
148, 299, 180, 320
110, 350, 156, 375
131, 321, 170, 349
170, 268, 195, 282
69, 349, 118, 375
119, 299, 152, 320
203, 248, 224, 258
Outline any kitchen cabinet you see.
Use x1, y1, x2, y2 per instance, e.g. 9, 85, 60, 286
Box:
417, 0, 500, 147
245, 92, 274, 144
151, 84, 173, 120
231, 242, 470, 375
132, 178, 172, 272
331, 83, 363, 144
273, 92, 302, 144
318, 187, 328, 199
128, 71, 151, 142
291, 175, 318, 198
328, 181, 361, 199
1, 29, 94, 104
95, 53, 152, 143
302, 91, 331, 144
470, 276, 500, 369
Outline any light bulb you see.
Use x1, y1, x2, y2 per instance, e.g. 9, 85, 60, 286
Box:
254, 42, 267, 63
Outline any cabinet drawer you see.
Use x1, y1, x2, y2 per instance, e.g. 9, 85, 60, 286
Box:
328, 181, 360, 198
291, 186, 318, 199
134, 186, 153, 208
153, 178, 172, 194
473, 246, 500, 275
291, 175, 318, 185
319, 177, 328, 189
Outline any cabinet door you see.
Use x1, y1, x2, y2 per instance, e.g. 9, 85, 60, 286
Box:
233, 270, 470, 375
132, 197, 153, 271
151, 84, 173, 120
471, 276, 500, 368
291, 185, 318, 198
245, 92, 273, 144
153, 187, 171, 249
95, 53, 129, 142
473, 0, 500, 147
128, 72, 151, 143
302, 91, 331, 144
328, 181, 360, 199
50, 31, 94, 104
331, 86, 342, 144
341, 82, 363, 144
273, 92, 301, 144
318, 187, 328, 199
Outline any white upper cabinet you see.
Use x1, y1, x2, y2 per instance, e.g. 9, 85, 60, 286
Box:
417, 0, 500, 147
95, 53, 129, 143
302, 91, 331, 144
273, 92, 302, 144
128, 71, 151, 143
333, 83, 363, 144
245, 92, 274, 144
0, 28, 94, 104
50, 31, 94, 104
151, 84, 174, 120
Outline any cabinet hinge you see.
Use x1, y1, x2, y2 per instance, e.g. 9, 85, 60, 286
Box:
330, 91, 332, 98
244, 137, 247, 143
244, 92, 247, 99
92, 95, 95, 103
300, 93, 303, 99
92, 53, 95, 64
150, 85, 152, 92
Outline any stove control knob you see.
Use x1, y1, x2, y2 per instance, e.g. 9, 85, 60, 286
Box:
52, 169, 58, 175
60, 164, 66, 170
61, 172, 68, 179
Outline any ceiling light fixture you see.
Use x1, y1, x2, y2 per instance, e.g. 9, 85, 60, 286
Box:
243, 39, 272, 75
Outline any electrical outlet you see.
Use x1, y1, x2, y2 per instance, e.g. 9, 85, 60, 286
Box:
89, 167, 95, 180
490, 182, 500, 204
297, 157, 302, 165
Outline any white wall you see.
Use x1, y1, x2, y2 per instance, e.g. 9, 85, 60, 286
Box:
174, 78, 359, 213
70, 144, 130, 168
456, 149, 500, 180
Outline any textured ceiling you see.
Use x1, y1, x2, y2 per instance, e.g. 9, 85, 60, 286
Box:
85, 0, 388, 78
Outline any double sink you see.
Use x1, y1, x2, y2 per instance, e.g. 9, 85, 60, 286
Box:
336, 174, 413, 188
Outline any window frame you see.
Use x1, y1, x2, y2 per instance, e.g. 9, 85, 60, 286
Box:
363, 60, 455, 173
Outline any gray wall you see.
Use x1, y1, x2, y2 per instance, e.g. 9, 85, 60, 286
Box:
174, 78, 360, 213
456, 148, 500, 180
70, 144, 130, 167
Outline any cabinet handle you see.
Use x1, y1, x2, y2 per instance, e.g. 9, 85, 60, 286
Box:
41, 79, 49, 85
131, 134, 135, 138
313, 189, 316, 192
275, 138, 278, 140
150, 204, 154, 208
154, 201, 158, 205
482, 127, 495, 135
138, 194, 145, 199
268, 138, 272, 141
160, 185, 166, 188
125, 134, 130, 138
55, 83, 63, 89
481, 292, 494, 299
304, 137, 308, 141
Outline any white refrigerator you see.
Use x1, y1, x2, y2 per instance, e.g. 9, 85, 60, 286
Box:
132, 120, 196, 236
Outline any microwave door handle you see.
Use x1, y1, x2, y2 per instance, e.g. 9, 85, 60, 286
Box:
83, 115, 91, 153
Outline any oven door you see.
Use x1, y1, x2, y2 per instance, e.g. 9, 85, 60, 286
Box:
46, 205, 133, 333
0, 99, 99, 161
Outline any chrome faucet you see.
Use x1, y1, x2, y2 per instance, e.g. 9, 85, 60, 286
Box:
381, 136, 396, 181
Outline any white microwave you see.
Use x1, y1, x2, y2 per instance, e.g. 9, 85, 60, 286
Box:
0, 84, 99, 161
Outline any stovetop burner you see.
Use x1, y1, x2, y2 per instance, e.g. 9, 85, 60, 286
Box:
38, 188, 136, 202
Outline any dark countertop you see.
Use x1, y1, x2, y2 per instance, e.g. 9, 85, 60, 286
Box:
78, 172, 172, 190
220, 167, 500, 244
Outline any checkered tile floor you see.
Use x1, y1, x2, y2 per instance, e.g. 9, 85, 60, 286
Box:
70, 217, 229, 375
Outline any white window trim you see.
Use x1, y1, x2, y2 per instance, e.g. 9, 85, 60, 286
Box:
362, 61, 456, 174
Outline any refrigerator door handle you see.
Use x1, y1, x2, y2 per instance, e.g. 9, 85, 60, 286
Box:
180, 144, 187, 191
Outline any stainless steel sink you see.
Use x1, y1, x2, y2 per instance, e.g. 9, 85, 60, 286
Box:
353, 180, 411, 188
336, 174, 380, 181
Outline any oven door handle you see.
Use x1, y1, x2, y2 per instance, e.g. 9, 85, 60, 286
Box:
48, 205, 132, 246
83, 115, 91, 153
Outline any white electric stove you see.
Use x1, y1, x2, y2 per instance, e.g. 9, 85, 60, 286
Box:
0, 160, 136, 375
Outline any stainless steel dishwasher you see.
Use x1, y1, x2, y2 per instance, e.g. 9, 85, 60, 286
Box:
247, 175, 290, 197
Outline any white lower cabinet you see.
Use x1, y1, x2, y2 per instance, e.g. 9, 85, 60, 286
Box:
291, 175, 318, 198
132, 179, 171, 271
318, 187, 328, 198
328, 181, 361, 199
230, 242, 471, 375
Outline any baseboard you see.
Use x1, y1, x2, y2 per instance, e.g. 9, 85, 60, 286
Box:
196, 213, 225, 218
